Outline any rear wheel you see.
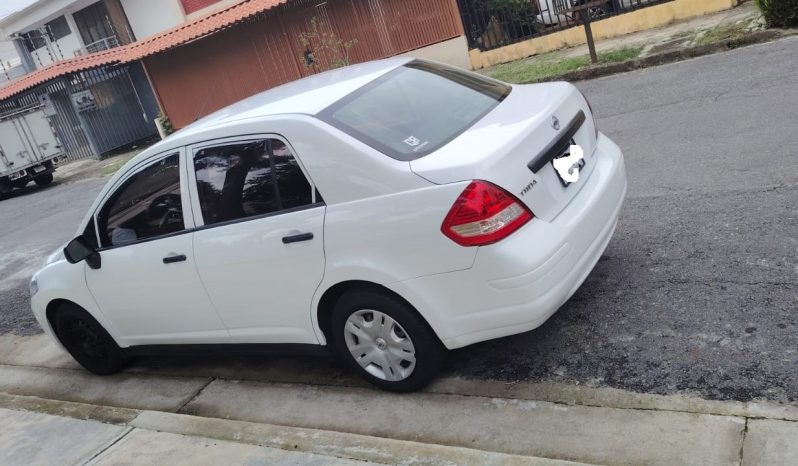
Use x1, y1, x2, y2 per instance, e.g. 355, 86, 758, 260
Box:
330, 289, 445, 392
34, 173, 54, 186
53, 303, 127, 375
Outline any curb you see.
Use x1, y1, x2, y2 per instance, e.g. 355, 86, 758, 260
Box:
521, 29, 790, 84
425, 377, 798, 422
0, 392, 588, 466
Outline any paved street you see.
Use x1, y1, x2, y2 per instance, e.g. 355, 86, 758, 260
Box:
0, 36, 796, 405
452, 36, 798, 403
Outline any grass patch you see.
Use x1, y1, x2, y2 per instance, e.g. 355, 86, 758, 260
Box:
99, 151, 140, 177
485, 47, 643, 84
696, 21, 753, 46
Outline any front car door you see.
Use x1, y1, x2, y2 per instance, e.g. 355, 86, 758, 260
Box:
187, 136, 326, 344
85, 151, 228, 345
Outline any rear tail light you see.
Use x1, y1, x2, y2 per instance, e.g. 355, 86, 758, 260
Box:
441, 180, 533, 247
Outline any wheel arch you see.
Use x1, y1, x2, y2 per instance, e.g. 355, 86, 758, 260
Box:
315, 280, 443, 347
45, 298, 79, 337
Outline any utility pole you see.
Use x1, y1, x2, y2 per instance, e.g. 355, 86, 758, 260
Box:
554, 0, 607, 64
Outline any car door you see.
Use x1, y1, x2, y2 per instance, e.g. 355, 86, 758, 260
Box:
188, 136, 326, 344
85, 151, 229, 345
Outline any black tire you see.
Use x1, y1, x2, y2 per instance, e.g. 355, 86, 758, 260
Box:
53, 303, 127, 375
329, 288, 446, 392
34, 173, 54, 186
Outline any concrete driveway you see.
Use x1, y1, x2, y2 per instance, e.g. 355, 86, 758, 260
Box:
0, 37, 796, 405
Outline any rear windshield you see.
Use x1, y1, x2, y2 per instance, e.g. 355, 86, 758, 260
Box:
318, 61, 511, 161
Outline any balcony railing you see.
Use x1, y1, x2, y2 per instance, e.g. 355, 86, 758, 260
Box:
74, 36, 119, 56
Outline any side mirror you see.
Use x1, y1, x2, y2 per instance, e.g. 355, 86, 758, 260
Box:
64, 237, 101, 270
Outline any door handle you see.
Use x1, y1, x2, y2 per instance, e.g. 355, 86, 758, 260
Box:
282, 232, 314, 244
162, 254, 187, 264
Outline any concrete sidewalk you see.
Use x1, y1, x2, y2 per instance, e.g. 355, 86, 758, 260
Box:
0, 406, 374, 465
1, 333, 797, 465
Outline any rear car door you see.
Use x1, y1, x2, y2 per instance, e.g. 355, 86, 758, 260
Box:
85, 151, 228, 345
188, 136, 326, 344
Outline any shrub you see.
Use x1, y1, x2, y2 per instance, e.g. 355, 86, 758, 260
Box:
298, 17, 358, 71
156, 112, 173, 137
756, 0, 798, 27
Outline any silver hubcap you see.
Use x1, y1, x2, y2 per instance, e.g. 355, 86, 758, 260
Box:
344, 310, 416, 382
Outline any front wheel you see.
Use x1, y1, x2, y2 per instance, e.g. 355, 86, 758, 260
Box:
54, 303, 127, 375
330, 289, 446, 392
34, 173, 54, 186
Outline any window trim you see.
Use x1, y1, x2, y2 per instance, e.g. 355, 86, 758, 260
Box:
185, 134, 322, 229
92, 149, 196, 251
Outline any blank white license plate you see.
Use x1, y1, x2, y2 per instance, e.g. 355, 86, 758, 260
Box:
34, 166, 46, 173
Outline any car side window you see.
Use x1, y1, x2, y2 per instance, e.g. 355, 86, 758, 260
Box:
97, 154, 185, 248
193, 139, 315, 226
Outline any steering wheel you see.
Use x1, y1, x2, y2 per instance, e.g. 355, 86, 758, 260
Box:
147, 194, 182, 229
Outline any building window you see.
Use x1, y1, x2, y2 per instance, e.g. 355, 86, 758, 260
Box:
181, 0, 224, 15
21, 30, 47, 52
45, 16, 71, 41
73, 2, 116, 47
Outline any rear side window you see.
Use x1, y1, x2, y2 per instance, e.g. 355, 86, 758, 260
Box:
193, 139, 315, 226
98, 154, 184, 248
318, 61, 511, 161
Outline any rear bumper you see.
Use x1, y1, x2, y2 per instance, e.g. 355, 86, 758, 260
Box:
4, 159, 56, 183
390, 133, 627, 349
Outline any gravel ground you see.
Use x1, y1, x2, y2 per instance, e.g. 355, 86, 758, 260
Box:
0, 38, 795, 403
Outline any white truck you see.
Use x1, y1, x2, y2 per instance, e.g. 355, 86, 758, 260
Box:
0, 107, 62, 198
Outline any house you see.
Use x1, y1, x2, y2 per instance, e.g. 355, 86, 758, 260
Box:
0, 0, 160, 161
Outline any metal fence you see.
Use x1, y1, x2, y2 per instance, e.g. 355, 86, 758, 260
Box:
457, 0, 672, 51
68, 65, 156, 155
0, 80, 96, 163
0, 64, 157, 163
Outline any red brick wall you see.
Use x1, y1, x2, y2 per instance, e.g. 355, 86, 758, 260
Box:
180, 0, 223, 14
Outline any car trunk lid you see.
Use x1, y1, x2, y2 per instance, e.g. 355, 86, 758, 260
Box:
410, 82, 598, 221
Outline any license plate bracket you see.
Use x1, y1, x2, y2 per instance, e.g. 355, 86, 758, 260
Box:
551, 142, 586, 187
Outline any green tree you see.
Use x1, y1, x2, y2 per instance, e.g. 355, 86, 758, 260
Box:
298, 17, 358, 70
756, 0, 798, 27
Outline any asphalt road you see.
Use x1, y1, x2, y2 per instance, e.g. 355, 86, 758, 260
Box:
0, 37, 796, 403
0, 179, 106, 335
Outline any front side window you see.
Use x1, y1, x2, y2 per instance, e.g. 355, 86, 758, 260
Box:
194, 139, 314, 226
98, 154, 185, 248
318, 61, 511, 161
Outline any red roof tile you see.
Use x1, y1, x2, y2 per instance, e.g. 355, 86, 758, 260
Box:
0, 0, 287, 101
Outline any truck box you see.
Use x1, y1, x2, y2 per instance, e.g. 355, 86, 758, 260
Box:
0, 107, 63, 196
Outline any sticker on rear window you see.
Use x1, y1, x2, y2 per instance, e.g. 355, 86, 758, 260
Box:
404, 136, 421, 147
404, 136, 430, 153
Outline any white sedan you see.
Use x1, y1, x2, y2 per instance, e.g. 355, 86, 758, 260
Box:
30, 58, 626, 391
